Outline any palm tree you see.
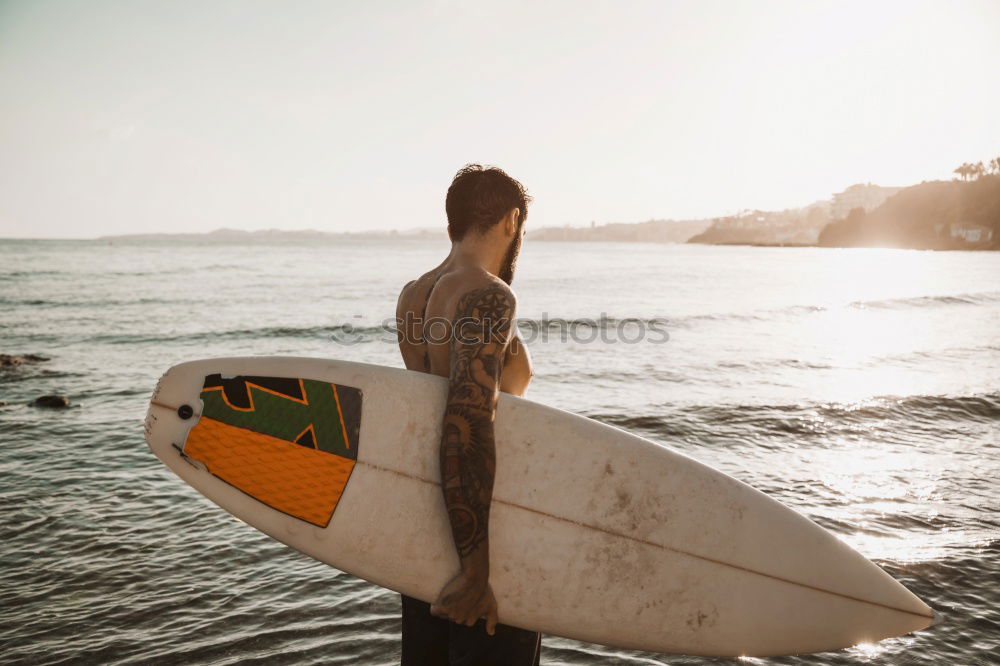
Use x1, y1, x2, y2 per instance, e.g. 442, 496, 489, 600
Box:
991, 157, 1000, 175
954, 163, 971, 181
972, 162, 986, 180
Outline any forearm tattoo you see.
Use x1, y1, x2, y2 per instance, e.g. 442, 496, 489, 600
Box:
440, 285, 514, 558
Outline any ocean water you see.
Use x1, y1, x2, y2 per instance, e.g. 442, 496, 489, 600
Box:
1, 237, 998, 665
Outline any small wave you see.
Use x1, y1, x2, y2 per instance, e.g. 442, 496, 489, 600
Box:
239, 324, 390, 341
0, 296, 180, 308
870, 344, 1000, 365
105, 269, 186, 277
866, 392, 1000, 421
0, 270, 64, 278
849, 291, 1000, 311
685, 305, 828, 325
0, 298, 51, 306
640, 291, 1000, 329
716, 358, 835, 370
516, 316, 672, 328
591, 391, 1000, 440
85, 323, 394, 345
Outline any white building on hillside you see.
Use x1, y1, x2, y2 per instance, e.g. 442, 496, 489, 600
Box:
950, 223, 994, 243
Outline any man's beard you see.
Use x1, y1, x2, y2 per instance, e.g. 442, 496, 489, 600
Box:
498, 225, 523, 285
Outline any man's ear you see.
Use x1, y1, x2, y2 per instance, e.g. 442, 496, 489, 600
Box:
505, 208, 520, 236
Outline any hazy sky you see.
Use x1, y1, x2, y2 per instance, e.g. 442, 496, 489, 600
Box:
1, 0, 998, 238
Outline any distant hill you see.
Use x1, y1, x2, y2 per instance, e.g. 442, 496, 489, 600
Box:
686, 200, 831, 246
818, 176, 1000, 250
95, 174, 1000, 250
103, 220, 712, 245
98, 227, 441, 242
528, 218, 712, 243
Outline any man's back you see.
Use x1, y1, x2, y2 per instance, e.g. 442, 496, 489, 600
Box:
396, 262, 532, 396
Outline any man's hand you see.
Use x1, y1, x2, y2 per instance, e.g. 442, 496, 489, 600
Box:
430, 568, 500, 635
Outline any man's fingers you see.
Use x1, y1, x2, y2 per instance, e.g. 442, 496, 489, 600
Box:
431, 603, 469, 626
485, 601, 499, 636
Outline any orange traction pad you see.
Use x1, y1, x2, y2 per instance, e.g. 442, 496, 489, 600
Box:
184, 416, 356, 527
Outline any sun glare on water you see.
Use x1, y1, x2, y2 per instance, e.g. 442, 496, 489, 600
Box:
850, 642, 885, 659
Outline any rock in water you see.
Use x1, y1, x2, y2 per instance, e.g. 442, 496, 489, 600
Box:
1, 354, 51, 368
33, 395, 71, 408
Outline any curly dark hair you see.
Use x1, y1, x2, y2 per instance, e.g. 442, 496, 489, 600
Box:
445, 164, 532, 242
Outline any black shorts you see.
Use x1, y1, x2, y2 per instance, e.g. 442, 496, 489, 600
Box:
400, 594, 541, 666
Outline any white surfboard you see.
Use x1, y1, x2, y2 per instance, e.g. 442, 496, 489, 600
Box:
144, 356, 935, 657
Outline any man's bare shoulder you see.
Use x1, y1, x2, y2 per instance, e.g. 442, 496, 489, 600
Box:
430, 268, 516, 320
396, 270, 441, 316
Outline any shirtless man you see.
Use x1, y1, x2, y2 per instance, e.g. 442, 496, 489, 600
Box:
395, 164, 539, 665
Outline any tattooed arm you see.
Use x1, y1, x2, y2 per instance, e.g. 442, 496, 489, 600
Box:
429, 282, 516, 634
